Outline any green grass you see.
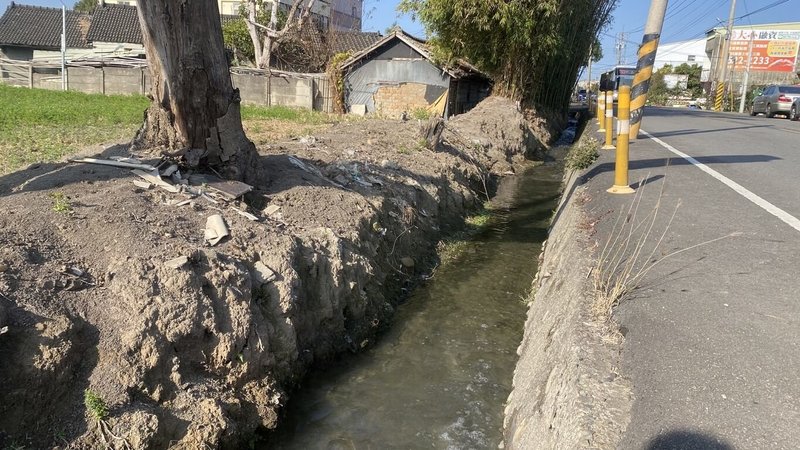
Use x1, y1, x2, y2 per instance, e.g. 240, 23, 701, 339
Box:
240, 104, 328, 124
0, 86, 339, 175
0, 84, 148, 174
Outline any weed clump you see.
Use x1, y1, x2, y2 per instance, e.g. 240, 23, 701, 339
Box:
84, 389, 108, 421
49, 192, 72, 213
565, 137, 600, 170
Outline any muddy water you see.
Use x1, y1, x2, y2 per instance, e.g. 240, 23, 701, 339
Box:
269, 162, 564, 450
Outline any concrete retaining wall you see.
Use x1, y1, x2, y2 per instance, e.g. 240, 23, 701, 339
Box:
2, 62, 330, 111
502, 161, 632, 449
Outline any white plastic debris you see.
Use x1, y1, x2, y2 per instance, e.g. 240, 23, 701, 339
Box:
204, 215, 229, 246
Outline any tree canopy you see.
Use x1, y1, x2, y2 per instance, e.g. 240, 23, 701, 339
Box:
400, 0, 618, 113
73, 0, 96, 13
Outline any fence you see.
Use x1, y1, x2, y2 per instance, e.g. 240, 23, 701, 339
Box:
0, 57, 334, 113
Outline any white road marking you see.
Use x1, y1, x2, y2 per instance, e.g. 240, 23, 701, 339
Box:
641, 129, 800, 233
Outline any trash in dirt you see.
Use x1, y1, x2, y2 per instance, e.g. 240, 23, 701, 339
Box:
132, 169, 180, 194
264, 205, 281, 216
232, 208, 259, 221
0, 326, 8, 336
71, 157, 157, 172
188, 174, 252, 200
133, 180, 153, 189
165, 256, 190, 269
175, 199, 192, 207
400, 257, 415, 268
110, 156, 146, 164
298, 135, 317, 146
161, 164, 179, 177
287, 155, 311, 172
63, 265, 85, 277
365, 175, 383, 186
354, 178, 372, 188
204, 215, 229, 246
253, 261, 277, 284
380, 159, 400, 170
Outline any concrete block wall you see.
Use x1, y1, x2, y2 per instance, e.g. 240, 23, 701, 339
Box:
373, 82, 431, 117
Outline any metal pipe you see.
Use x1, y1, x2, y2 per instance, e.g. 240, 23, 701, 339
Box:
738, 31, 754, 114
60, 0, 66, 90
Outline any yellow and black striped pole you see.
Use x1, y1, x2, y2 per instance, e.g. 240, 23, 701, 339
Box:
714, 82, 725, 111
629, 0, 669, 140
608, 85, 635, 195
629, 32, 660, 140
602, 91, 615, 150
597, 90, 606, 130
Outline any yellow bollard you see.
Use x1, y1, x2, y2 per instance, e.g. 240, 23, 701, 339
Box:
598, 91, 607, 130
601, 91, 615, 150
607, 85, 635, 194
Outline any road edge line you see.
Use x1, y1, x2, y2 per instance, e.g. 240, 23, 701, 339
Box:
641, 129, 800, 233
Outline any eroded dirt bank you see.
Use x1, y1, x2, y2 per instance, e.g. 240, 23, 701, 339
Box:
0, 97, 556, 448
502, 149, 633, 449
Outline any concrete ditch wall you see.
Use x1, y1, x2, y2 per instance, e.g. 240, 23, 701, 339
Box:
502, 162, 633, 449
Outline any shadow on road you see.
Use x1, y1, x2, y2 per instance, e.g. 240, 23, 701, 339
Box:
580, 154, 781, 186
645, 430, 735, 450
646, 124, 774, 139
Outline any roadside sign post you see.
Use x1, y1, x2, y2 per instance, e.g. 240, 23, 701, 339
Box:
608, 86, 635, 194
602, 91, 615, 150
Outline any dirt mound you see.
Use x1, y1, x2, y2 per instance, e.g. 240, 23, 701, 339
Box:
0, 96, 555, 448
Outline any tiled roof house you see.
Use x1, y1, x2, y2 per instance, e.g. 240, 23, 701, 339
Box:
0, 2, 90, 60
86, 3, 145, 57
0, 1, 384, 64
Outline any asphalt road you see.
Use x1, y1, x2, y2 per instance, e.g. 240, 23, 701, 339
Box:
582, 107, 800, 450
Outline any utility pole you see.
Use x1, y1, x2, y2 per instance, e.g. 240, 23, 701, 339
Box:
738, 31, 754, 113
629, 0, 669, 140
616, 32, 627, 66
714, 0, 737, 111
60, 0, 66, 90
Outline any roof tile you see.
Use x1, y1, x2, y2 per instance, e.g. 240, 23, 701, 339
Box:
0, 2, 91, 49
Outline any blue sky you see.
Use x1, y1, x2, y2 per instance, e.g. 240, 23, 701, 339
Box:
2, 0, 798, 72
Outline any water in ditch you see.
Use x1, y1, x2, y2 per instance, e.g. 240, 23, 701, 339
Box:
268, 160, 564, 450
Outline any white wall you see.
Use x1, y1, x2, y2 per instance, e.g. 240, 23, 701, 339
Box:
655, 38, 710, 72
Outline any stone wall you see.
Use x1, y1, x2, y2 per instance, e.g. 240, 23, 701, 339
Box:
502, 157, 632, 449
373, 82, 432, 118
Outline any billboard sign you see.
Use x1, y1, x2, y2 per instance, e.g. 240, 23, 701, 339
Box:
728, 29, 800, 72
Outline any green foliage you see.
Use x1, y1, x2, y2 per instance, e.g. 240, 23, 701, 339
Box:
326, 51, 352, 113
565, 137, 600, 170
73, 0, 96, 13
241, 104, 326, 123
411, 108, 431, 120
223, 19, 256, 64
400, 0, 618, 112
646, 63, 704, 106
84, 389, 109, 422
0, 85, 148, 174
590, 38, 604, 63
50, 192, 72, 213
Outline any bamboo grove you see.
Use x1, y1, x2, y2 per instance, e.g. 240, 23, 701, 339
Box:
400, 0, 618, 114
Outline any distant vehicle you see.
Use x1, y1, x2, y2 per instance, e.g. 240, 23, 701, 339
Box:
791, 97, 800, 121
751, 84, 800, 118
603, 66, 636, 101
577, 89, 587, 102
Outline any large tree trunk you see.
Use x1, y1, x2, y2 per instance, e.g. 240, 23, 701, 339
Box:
134, 0, 257, 180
